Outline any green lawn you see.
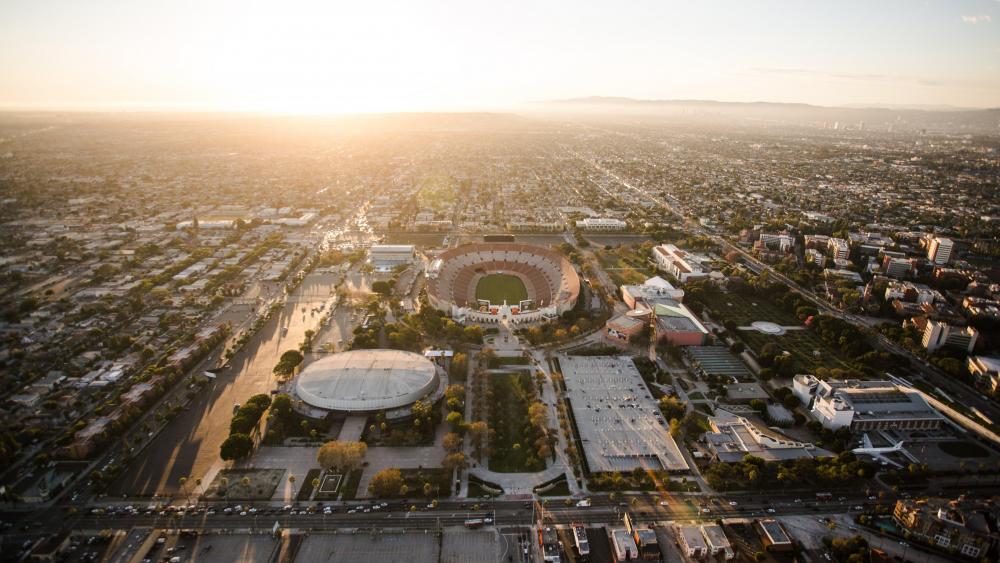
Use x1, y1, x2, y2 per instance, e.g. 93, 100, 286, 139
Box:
595, 250, 653, 287
488, 373, 546, 473
476, 274, 528, 305
705, 291, 854, 373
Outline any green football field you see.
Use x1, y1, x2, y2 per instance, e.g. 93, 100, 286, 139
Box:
475, 274, 528, 305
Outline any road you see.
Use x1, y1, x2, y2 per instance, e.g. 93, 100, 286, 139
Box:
105, 272, 340, 498
573, 153, 1000, 433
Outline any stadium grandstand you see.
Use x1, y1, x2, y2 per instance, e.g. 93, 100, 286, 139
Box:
426, 243, 580, 324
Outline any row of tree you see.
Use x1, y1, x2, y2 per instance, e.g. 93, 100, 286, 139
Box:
220, 394, 271, 460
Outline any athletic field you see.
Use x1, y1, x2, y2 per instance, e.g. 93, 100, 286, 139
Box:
475, 274, 528, 305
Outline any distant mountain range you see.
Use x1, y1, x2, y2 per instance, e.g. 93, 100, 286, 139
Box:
523, 96, 1000, 133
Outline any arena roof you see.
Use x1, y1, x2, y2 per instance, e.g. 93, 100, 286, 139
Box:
294, 349, 440, 412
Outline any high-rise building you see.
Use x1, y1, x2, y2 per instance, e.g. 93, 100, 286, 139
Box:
927, 236, 954, 265
922, 320, 979, 354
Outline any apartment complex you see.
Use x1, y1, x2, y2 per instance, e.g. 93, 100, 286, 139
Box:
893, 497, 999, 560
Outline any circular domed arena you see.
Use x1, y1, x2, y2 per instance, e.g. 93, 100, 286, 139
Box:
292, 349, 442, 414
426, 243, 580, 324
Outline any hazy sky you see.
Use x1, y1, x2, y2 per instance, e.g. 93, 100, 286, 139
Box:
1, 0, 998, 112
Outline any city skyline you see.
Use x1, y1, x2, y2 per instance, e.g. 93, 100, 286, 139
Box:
1, 0, 999, 113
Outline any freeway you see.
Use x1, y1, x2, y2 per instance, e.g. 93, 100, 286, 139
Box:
574, 153, 1000, 434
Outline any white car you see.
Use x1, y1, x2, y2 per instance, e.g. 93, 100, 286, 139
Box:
728, 501, 738, 506
575, 499, 592, 508
767, 508, 776, 513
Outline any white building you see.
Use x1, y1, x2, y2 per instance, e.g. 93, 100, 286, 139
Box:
701, 524, 735, 560
620, 276, 685, 308
760, 233, 794, 252
368, 244, 415, 272
677, 525, 707, 559
798, 376, 945, 431
827, 237, 851, 260
704, 410, 831, 463
575, 217, 628, 231
922, 320, 979, 354
968, 356, 1000, 392
927, 236, 954, 265
884, 257, 915, 279
651, 244, 710, 282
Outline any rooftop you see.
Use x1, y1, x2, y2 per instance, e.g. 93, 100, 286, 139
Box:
559, 355, 688, 472
294, 349, 441, 412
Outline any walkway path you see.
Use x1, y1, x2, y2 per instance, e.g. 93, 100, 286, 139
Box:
337, 414, 368, 442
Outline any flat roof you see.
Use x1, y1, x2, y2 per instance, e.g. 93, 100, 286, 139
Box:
559, 355, 688, 473
688, 347, 752, 378
759, 519, 791, 545
294, 349, 440, 412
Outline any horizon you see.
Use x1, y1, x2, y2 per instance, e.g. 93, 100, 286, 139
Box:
2, 0, 999, 114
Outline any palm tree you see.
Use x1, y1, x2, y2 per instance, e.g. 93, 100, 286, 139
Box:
194, 478, 202, 500
220, 477, 229, 502
311, 478, 320, 501
178, 476, 188, 503
288, 475, 296, 504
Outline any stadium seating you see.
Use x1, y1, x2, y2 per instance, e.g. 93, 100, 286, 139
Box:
427, 242, 581, 318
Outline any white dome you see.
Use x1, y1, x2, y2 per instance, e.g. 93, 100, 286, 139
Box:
294, 349, 440, 412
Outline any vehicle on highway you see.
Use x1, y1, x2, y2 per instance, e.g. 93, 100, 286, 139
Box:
575, 499, 591, 508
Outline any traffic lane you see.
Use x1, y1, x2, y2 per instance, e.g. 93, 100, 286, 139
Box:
71, 503, 869, 532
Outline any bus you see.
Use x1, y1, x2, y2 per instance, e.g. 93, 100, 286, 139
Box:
463, 518, 484, 529
816, 492, 833, 501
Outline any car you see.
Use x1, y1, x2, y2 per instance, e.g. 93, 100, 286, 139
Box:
239, 511, 247, 516
794, 498, 802, 503
575, 499, 591, 508
701, 508, 710, 513
729, 501, 738, 506
658, 500, 669, 506
767, 508, 776, 513
868, 496, 877, 500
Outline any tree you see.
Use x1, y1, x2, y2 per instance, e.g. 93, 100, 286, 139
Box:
273, 349, 304, 376
368, 468, 404, 498
442, 452, 468, 472
317, 441, 368, 471
658, 396, 687, 420
669, 418, 682, 438
449, 353, 468, 380
467, 421, 488, 458
371, 280, 394, 296
442, 432, 463, 453
528, 402, 549, 430
444, 384, 465, 408
220, 433, 254, 460
446, 411, 464, 431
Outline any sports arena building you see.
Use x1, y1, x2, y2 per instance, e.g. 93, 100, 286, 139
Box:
426, 243, 580, 324
289, 349, 445, 419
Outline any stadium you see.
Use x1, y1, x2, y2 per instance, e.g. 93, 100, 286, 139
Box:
290, 349, 444, 418
426, 243, 580, 324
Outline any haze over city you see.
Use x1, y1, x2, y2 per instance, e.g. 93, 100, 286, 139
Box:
2, 2, 1000, 563
1, 0, 1000, 113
